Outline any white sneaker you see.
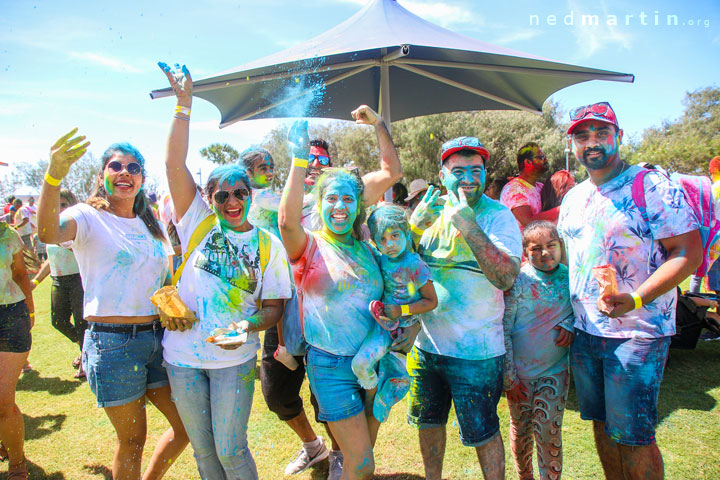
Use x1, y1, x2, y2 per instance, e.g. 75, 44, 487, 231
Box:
284, 436, 329, 475
274, 345, 299, 371
327, 450, 343, 480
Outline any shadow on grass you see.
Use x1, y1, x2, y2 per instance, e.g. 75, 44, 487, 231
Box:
23, 413, 66, 440
83, 463, 112, 480
564, 340, 720, 422
374, 475, 425, 479
16, 369, 82, 396
0, 459, 66, 479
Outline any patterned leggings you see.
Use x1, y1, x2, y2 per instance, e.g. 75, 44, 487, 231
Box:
507, 368, 569, 480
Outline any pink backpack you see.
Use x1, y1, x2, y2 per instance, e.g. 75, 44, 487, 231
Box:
632, 165, 720, 277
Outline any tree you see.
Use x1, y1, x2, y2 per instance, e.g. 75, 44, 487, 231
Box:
200, 143, 240, 165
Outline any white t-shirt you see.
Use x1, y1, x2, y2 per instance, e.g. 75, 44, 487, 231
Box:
416, 195, 522, 360
63, 203, 172, 317
1, 225, 25, 305
46, 243, 80, 277
163, 192, 292, 369
14, 206, 33, 236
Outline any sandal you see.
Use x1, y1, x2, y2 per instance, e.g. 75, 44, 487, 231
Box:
72, 355, 81, 369
8, 459, 28, 479
74, 368, 86, 379
0, 442, 7, 461
21, 363, 32, 374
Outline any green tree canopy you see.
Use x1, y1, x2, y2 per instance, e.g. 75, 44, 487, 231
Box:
200, 143, 240, 165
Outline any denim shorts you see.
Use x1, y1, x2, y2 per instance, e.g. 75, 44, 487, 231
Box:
82, 321, 169, 408
407, 347, 503, 446
306, 346, 365, 422
570, 329, 670, 446
0, 301, 32, 353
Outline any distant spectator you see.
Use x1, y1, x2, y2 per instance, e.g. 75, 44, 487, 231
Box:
392, 181, 408, 206
12, 199, 33, 248
3, 196, 14, 215
486, 177, 510, 201
500, 142, 559, 229
404, 178, 429, 212
540, 170, 576, 213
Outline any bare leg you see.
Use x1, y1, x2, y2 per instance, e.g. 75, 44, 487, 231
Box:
326, 412, 374, 480
323, 423, 341, 450
418, 426, 446, 480
617, 443, 664, 480
104, 398, 149, 480
363, 387, 381, 447
143, 385, 190, 480
593, 421, 624, 480
0, 351, 29, 468
475, 432, 505, 480
286, 410, 318, 443
508, 386, 535, 480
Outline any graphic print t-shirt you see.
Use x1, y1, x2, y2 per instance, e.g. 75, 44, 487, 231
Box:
164, 192, 292, 369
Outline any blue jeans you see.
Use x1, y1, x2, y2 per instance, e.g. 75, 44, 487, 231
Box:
165, 359, 258, 480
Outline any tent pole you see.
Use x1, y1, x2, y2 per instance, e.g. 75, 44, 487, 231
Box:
380, 49, 393, 202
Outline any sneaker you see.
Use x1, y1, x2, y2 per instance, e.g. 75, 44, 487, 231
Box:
327, 450, 343, 480
274, 345, 299, 371
284, 436, 329, 475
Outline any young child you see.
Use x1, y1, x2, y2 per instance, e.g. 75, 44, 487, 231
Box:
352, 203, 437, 420
502, 220, 574, 480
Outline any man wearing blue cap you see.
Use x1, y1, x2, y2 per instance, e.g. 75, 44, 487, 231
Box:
407, 136, 522, 480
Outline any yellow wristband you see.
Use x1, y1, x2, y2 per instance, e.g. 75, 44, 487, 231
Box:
401, 304, 411, 316
409, 222, 425, 235
29, 312, 35, 317
630, 291, 643, 310
174, 105, 191, 116
32, 279, 39, 286
44, 172, 62, 186
293, 157, 308, 168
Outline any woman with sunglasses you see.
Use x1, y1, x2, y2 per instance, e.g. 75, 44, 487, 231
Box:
30, 189, 87, 378
159, 63, 291, 479
0, 217, 34, 479
37, 132, 189, 480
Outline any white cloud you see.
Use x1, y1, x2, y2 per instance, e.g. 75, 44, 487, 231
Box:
68, 52, 144, 74
567, 0, 633, 59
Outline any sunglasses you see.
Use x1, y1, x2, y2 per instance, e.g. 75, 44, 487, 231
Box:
569, 102, 611, 121
308, 154, 331, 166
107, 160, 142, 175
213, 188, 250, 204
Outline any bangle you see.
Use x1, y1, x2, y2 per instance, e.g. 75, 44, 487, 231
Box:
630, 291, 643, 310
174, 105, 191, 116
173, 114, 190, 121
401, 304, 411, 316
409, 222, 425, 235
44, 172, 62, 186
293, 157, 308, 168
32, 279, 39, 286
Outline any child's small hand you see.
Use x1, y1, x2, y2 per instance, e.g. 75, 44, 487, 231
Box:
554, 326, 574, 347
505, 381, 529, 403
384, 304, 401, 319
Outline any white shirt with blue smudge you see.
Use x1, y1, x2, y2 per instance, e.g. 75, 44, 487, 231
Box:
63, 203, 172, 317
416, 195, 522, 360
46, 243, 80, 277
164, 192, 292, 369
558, 165, 699, 339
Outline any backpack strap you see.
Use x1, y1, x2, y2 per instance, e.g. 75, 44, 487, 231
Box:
172, 214, 216, 286
296, 233, 319, 335
256, 228, 272, 310
631, 169, 652, 224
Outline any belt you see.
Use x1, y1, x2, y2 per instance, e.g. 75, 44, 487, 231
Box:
90, 320, 162, 334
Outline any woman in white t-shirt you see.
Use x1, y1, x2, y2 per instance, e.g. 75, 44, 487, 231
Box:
0, 221, 35, 479
37, 132, 189, 480
159, 64, 291, 479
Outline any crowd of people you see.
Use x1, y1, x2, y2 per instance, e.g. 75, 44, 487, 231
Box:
0, 63, 711, 480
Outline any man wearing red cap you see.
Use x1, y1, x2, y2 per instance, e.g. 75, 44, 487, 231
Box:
558, 102, 702, 479
407, 136, 522, 480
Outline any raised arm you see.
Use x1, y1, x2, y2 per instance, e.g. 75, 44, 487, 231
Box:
37, 128, 89, 244
350, 105, 402, 204
159, 62, 197, 221
278, 120, 310, 261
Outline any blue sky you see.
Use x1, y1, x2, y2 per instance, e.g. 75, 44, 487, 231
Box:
1, 0, 719, 191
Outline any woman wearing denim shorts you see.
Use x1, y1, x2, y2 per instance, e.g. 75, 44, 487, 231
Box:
0, 221, 35, 479
158, 64, 292, 479
37, 132, 189, 480
279, 116, 417, 480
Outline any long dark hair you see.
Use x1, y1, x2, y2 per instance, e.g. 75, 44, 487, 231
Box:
540, 170, 576, 211
88, 142, 165, 241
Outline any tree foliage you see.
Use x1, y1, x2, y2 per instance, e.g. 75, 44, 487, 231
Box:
200, 143, 240, 165
626, 86, 720, 174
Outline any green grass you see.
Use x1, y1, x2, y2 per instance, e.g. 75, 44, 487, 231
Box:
6, 280, 720, 479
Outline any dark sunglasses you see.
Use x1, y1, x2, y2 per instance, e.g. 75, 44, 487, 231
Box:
107, 160, 142, 175
569, 101, 611, 121
213, 188, 250, 204
308, 154, 330, 166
